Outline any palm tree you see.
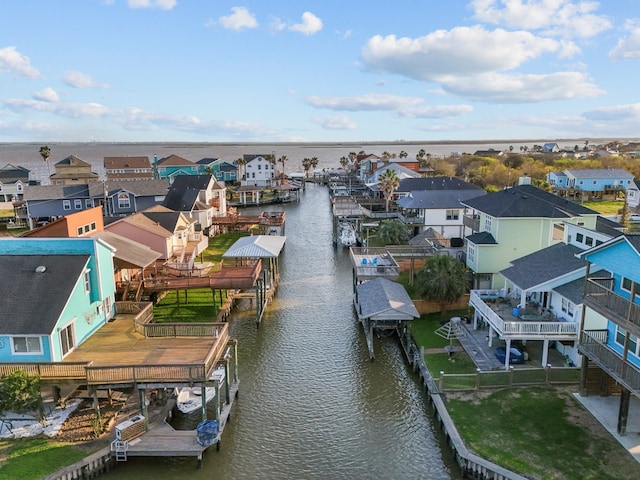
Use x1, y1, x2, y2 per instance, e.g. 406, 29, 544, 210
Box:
235, 157, 246, 182
377, 168, 400, 212
39, 145, 51, 183
310, 156, 319, 171
302, 158, 312, 178
278, 155, 288, 183
399, 150, 408, 159
376, 219, 408, 245
339, 156, 349, 170
415, 254, 468, 311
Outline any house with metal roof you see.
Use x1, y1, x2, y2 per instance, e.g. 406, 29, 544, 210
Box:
462, 183, 601, 289
0, 237, 117, 363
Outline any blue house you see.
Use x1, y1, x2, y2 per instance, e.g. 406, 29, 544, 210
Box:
196, 158, 238, 183
579, 234, 640, 435
547, 168, 634, 193
156, 155, 199, 184
0, 237, 117, 363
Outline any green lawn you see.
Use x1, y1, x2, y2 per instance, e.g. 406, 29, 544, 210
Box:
153, 288, 222, 322
581, 199, 624, 216
0, 439, 91, 480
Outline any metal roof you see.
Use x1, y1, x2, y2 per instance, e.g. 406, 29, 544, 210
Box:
223, 235, 286, 258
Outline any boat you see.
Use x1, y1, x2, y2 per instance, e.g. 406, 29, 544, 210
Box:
339, 222, 357, 247
175, 366, 226, 414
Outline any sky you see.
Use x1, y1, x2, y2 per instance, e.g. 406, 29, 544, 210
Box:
1, 0, 639, 143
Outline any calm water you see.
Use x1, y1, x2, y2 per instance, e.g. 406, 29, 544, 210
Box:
101, 184, 460, 479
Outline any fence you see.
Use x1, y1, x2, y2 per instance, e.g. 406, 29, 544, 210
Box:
437, 366, 580, 392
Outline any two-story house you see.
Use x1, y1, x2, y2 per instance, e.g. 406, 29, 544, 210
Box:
101, 179, 168, 217
242, 155, 275, 187
50, 155, 99, 185
578, 234, 640, 436
0, 164, 31, 202
162, 175, 227, 235
395, 177, 485, 238
462, 182, 600, 289
196, 158, 238, 183
22, 184, 98, 228
156, 155, 199, 183
547, 168, 634, 197
0, 237, 117, 362
104, 156, 154, 181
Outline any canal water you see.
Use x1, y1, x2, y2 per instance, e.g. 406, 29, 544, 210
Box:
102, 183, 460, 480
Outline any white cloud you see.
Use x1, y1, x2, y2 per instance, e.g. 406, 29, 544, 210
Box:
0, 46, 41, 79
441, 71, 604, 102
33, 88, 59, 103
470, 0, 611, 38
583, 103, 640, 121
5, 99, 110, 118
362, 27, 566, 81
305, 93, 423, 111
609, 23, 640, 60
63, 71, 110, 89
311, 115, 356, 130
219, 7, 258, 31
289, 12, 323, 35
399, 104, 474, 118
127, 0, 176, 10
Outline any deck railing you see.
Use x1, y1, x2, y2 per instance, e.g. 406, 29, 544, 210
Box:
85, 364, 207, 385
141, 322, 228, 338
0, 362, 90, 381
583, 279, 640, 335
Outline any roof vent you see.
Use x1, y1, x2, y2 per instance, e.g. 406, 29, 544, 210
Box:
35, 265, 46, 273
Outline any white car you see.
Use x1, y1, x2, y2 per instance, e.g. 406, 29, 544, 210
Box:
630, 214, 640, 222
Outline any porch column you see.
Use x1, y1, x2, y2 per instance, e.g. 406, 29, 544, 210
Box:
520, 291, 527, 308
504, 339, 512, 369
618, 388, 631, 435
487, 326, 494, 347
541, 340, 550, 367
200, 386, 207, 422
579, 356, 589, 396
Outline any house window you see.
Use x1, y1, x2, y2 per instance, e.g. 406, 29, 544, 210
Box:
484, 215, 492, 232
60, 323, 75, 357
446, 209, 459, 221
74, 199, 82, 209
621, 277, 640, 298
467, 243, 475, 263
584, 236, 593, 246
77, 227, 83, 236
12, 336, 42, 354
63, 200, 71, 210
576, 233, 584, 243
90, 222, 96, 230
561, 298, 574, 316
84, 224, 91, 233
17, 183, 23, 192
118, 193, 130, 209
85, 199, 93, 208
615, 326, 639, 356
56, 180, 63, 185
84, 270, 91, 293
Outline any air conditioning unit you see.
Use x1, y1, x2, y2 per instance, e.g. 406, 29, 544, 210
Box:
96, 304, 104, 315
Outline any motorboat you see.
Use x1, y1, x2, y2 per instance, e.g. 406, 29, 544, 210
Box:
339, 222, 357, 247
175, 366, 226, 414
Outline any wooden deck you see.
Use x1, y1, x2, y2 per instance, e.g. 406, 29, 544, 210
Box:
144, 261, 262, 291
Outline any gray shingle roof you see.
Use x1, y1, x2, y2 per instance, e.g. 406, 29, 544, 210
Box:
553, 277, 586, 305
397, 177, 483, 193
0, 255, 89, 335
466, 231, 497, 244
162, 175, 213, 211
500, 243, 585, 290
462, 185, 598, 218
397, 189, 486, 209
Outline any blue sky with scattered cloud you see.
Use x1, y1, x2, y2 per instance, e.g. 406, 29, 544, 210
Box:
0, 0, 639, 142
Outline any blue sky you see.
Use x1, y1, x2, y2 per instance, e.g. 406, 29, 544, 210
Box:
1, 0, 639, 143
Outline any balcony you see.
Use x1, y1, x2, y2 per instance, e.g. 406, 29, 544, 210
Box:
463, 214, 480, 232
469, 290, 579, 340
579, 330, 640, 394
583, 279, 640, 338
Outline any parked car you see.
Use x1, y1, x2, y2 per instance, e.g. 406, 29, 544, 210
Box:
495, 346, 525, 364
629, 214, 640, 222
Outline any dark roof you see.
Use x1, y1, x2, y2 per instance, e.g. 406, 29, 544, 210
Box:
553, 277, 586, 305
396, 189, 486, 210
24, 184, 90, 201
0, 164, 29, 183
595, 216, 625, 237
462, 185, 599, 218
466, 231, 497, 244
162, 175, 212, 211
141, 211, 182, 232
196, 158, 219, 165
499, 243, 585, 290
0, 255, 89, 335
157, 155, 194, 166
397, 177, 482, 193
409, 228, 446, 247
101, 179, 169, 197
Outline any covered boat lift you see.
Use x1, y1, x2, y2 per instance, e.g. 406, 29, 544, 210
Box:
354, 277, 419, 360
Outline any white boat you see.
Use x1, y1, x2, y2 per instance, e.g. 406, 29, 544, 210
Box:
339, 222, 357, 247
175, 367, 226, 414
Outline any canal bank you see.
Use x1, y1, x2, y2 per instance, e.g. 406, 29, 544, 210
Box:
94, 182, 460, 479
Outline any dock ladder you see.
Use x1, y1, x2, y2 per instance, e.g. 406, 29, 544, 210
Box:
111, 439, 129, 461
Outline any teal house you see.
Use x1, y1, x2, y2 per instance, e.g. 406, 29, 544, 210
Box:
0, 238, 116, 362
196, 158, 238, 183
579, 234, 640, 435
156, 155, 198, 184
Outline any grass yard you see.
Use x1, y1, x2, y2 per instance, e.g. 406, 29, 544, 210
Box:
153, 288, 225, 322
0, 438, 89, 480
581, 199, 624, 216
446, 387, 640, 480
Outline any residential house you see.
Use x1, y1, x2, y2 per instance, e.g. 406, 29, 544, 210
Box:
196, 158, 238, 183
365, 163, 420, 186
242, 154, 275, 187
462, 182, 601, 289
358, 154, 383, 181
102, 179, 168, 217
50, 155, 99, 185
104, 206, 207, 263
156, 155, 199, 183
578, 234, 640, 435
23, 206, 104, 238
542, 143, 560, 153
547, 168, 634, 196
473, 149, 503, 157
104, 156, 154, 181
0, 237, 117, 362
162, 174, 227, 235
385, 156, 419, 174
626, 180, 640, 210
469, 222, 620, 368
395, 177, 486, 238
0, 164, 30, 201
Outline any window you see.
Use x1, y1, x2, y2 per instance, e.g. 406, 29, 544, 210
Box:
621, 277, 640, 298
484, 215, 492, 232
84, 224, 90, 233
615, 326, 639, 356
576, 233, 584, 243
17, 183, 23, 192
467, 243, 475, 263
12, 336, 42, 354
90, 222, 96, 230
63, 200, 71, 210
117, 193, 130, 209
585, 236, 593, 246
60, 323, 75, 357
446, 209, 459, 221
77, 227, 83, 236
561, 298, 575, 316
85, 199, 93, 208
74, 199, 82, 209
83, 270, 91, 293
